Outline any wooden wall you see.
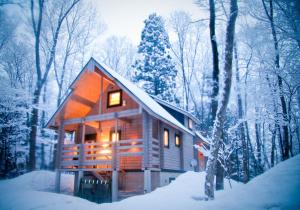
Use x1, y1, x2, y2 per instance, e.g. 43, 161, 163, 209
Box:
161, 123, 181, 170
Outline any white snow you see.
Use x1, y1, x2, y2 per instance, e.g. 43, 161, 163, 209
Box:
1, 155, 300, 210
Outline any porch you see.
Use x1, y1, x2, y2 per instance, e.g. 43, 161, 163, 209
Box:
54, 110, 161, 202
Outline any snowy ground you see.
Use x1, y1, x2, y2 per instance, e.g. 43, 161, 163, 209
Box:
1, 155, 300, 210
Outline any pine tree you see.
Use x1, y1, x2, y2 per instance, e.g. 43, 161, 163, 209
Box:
133, 13, 178, 104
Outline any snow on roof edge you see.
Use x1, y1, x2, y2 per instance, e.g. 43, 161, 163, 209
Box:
91, 58, 193, 135
151, 95, 199, 123
46, 57, 193, 135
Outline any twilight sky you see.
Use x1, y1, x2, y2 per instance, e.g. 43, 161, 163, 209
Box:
90, 0, 205, 44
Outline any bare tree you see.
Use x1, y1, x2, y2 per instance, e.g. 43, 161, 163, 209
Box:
100, 36, 135, 78
262, 0, 290, 160
204, 0, 238, 199
28, 0, 80, 171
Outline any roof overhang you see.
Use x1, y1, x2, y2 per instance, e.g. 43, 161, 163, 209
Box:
46, 58, 194, 136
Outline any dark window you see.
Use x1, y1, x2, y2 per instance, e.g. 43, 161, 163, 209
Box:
107, 90, 122, 108
85, 133, 97, 141
175, 134, 180, 147
164, 128, 169, 148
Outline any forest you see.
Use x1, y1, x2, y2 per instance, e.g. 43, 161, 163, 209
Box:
0, 0, 299, 201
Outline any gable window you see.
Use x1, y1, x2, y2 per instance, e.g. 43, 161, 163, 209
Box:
188, 118, 193, 130
175, 134, 180, 147
163, 128, 169, 148
107, 90, 122, 108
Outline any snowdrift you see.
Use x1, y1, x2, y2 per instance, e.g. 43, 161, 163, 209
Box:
0, 155, 299, 210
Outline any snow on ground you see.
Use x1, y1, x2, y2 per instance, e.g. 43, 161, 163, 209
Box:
1, 155, 300, 210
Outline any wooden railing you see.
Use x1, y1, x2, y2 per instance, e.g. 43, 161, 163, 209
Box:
60, 139, 145, 171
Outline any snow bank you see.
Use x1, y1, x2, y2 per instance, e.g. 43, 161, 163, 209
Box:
1, 155, 300, 210
0, 170, 74, 194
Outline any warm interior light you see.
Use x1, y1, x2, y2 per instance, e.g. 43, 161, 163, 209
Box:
175, 135, 180, 146
188, 118, 193, 129
164, 129, 169, 147
100, 149, 111, 154
111, 132, 120, 142
108, 91, 121, 106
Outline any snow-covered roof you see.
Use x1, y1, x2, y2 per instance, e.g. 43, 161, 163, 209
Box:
92, 58, 193, 135
151, 95, 199, 123
47, 58, 193, 135
195, 131, 211, 145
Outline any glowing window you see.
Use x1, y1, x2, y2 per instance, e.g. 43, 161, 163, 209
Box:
110, 130, 121, 142
107, 90, 122, 107
188, 118, 193, 130
164, 129, 169, 148
175, 134, 180, 147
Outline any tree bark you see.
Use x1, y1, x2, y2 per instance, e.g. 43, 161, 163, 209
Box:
204, 0, 238, 199
262, 0, 289, 160
209, 0, 220, 127
234, 42, 249, 183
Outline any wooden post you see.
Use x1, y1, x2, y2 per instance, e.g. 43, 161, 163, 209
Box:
112, 115, 118, 202
158, 121, 163, 169
180, 132, 184, 170
99, 76, 103, 114
74, 171, 83, 196
112, 170, 118, 201
55, 121, 65, 193
79, 123, 86, 168
142, 110, 152, 193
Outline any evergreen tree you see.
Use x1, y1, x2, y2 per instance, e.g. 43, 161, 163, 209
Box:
133, 13, 178, 104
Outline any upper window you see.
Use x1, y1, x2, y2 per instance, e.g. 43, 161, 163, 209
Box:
107, 90, 122, 108
175, 134, 180, 147
163, 128, 169, 148
188, 118, 193, 130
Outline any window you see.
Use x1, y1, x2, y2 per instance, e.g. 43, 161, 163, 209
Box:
188, 118, 193, 130
107, 90, 122, 107
163, 129, 169, 148
110, 130, 121, 142
175, 134, 180, 147
85, 133, 97, 141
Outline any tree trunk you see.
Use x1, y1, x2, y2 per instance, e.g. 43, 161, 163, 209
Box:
255, 121, 262, 167
234, 42, 249, 183
204, 0, 238, 199
28, 87, 42, 171
209, 0, 220, 128
262, 0, 289, 160
208, 0, 223, 191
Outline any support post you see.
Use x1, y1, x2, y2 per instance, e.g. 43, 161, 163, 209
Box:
142, 110, 152, 193
144, 169, 151, 193
112, 170, 118, 202
55, 121, 65, 193
79, 123, 86, 168
111, 115, 119, 202
74, 171, 83, 196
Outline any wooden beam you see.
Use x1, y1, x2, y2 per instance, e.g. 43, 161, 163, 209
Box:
64, 108, 141, 125
55, 121, 65, 193
72, 93, 95, 107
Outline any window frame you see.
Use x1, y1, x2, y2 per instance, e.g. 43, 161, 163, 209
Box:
163, 128, 169, 148
107, 90, 122, 108
175, 133, 181, 147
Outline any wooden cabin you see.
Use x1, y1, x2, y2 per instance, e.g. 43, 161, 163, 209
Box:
46, 58, 209, 202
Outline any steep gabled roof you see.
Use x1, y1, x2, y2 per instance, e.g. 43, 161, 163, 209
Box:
151, 95, 199, 123
47, 58, 193, 135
